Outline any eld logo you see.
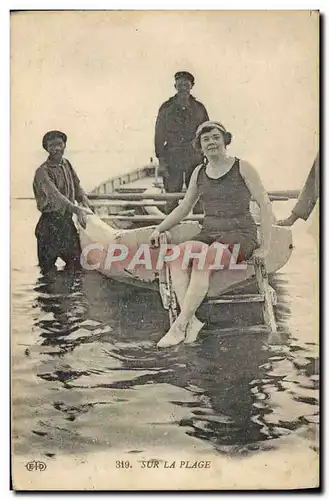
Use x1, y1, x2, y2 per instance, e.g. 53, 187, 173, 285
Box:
25, 460, 47, 472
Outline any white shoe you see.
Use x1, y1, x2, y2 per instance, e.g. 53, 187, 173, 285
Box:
184, 317, 205, 344
157, 323, 186, 348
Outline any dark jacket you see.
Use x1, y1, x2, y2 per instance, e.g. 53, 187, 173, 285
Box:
155, 95, 209, 164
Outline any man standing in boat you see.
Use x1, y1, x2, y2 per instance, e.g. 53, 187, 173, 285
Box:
33, 130, 92, 274
154, 71, 209, 213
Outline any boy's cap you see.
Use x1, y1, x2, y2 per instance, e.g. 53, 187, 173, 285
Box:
42, 130, 67, 150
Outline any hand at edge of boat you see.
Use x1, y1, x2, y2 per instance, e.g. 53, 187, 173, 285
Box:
276, 213, 298, 227
75, 206, 93, 229
149, 229, 161, 248
252, 247, 270, 261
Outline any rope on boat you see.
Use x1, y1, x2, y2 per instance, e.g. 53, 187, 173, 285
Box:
158, 232, 178, 326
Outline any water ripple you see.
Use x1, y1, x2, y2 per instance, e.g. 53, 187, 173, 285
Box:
12, 207, 319, 459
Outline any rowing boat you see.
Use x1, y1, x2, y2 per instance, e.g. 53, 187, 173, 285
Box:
88, 160, 299, 227
77, 161, 294, 299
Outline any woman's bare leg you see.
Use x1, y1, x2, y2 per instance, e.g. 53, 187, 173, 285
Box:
157, 241, 230, 347
176, 264, 209, 343
175, 242, 231, 344
158, 241, 210, 347
157, 241, 205, 348
157, 264, 191, 347
181, 243, 231, 344
169, 261, 191, 306
169, 263, 205, 343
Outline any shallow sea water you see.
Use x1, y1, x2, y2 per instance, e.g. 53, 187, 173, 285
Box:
11, 200, 319, 486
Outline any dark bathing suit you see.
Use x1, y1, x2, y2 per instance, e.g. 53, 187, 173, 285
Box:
194, 158, 259, 262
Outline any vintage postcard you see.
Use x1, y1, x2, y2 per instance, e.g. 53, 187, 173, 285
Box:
10, 10, 319, 491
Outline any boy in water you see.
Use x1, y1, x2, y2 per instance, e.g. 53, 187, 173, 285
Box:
33, 130, 92, 273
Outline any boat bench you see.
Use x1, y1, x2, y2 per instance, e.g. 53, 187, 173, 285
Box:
205, 258, 277, 332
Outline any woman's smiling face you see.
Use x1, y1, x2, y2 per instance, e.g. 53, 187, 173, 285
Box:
200, 128, 226, 157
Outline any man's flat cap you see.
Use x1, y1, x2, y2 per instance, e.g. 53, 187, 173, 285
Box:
174, 71, 195, 85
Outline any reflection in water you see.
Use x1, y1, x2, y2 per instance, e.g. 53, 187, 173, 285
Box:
34, 271, 89, 352
12, 267, 318, 458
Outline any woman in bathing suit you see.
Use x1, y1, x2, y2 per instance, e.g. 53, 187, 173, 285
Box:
150, 120, 274, 347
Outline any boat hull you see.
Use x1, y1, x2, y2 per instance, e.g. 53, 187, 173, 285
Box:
77, 214, 293, 298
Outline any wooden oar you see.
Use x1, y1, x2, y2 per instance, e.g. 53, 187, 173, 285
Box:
86, 189, 300, 202
14, 189, 299, 202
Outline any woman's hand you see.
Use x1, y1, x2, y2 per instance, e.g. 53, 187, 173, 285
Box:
149, 229, 161, 248
253, 247, 270, 261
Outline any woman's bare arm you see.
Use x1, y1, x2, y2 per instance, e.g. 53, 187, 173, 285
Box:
240, 160, 274, 254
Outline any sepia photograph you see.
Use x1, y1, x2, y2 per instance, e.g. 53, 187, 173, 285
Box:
10, 9, 319, 491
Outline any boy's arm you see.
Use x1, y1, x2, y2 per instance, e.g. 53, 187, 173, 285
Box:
33, 167, 77, 215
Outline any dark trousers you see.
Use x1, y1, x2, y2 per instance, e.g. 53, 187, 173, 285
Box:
35, 212, 82, 274
163, 157, 203, 214
163, 167, 194, 192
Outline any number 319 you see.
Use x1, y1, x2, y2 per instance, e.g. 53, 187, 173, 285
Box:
116, 460, 131, 468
